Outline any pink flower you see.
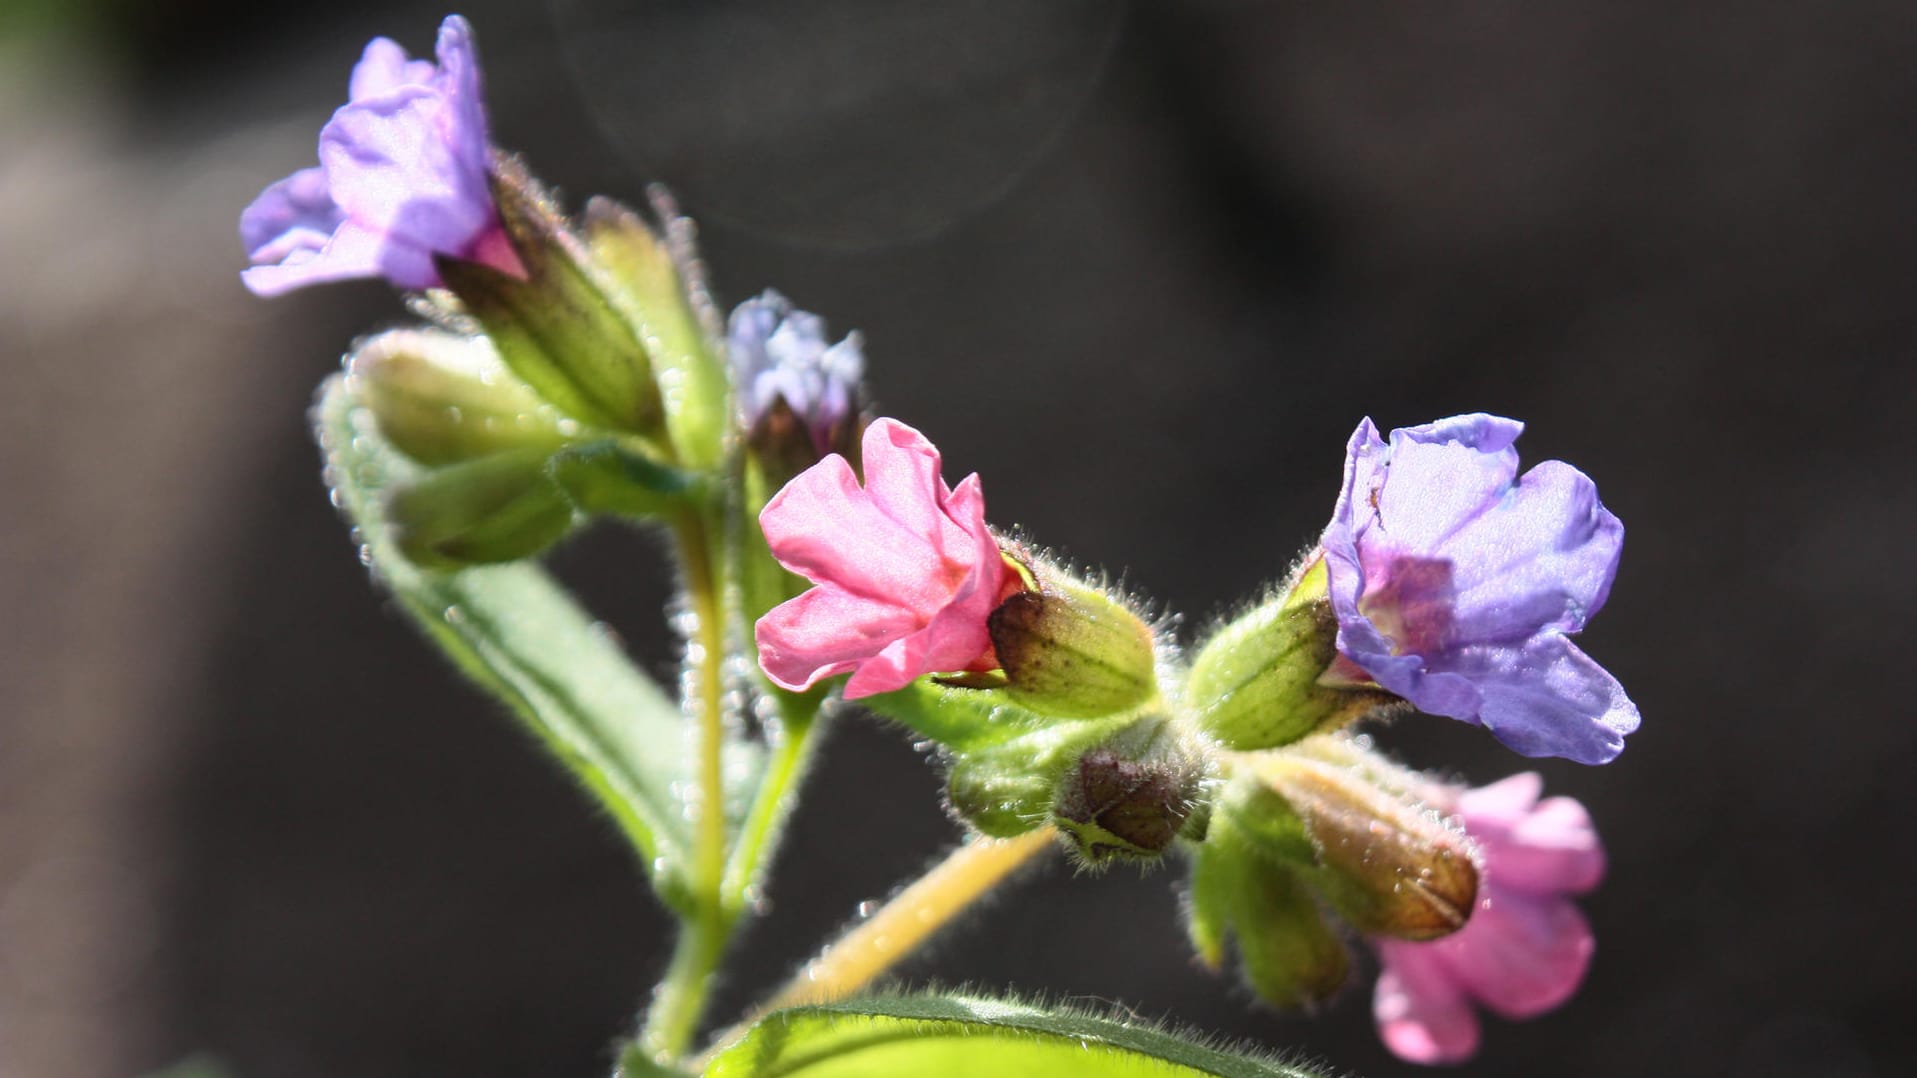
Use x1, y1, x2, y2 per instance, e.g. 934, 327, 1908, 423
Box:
755, 418, 1014, 699
1371, 773, 1605, 1065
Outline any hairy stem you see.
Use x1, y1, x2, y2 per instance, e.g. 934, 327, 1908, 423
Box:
639, 510, 734, 1063
721, 702, 821, 908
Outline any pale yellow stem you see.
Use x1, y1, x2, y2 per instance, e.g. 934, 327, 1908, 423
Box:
698, 828, 1056, 1064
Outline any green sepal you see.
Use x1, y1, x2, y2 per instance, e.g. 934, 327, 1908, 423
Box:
1187, 559, 1397, 750
615, 1042, 696, 1078
1049, 717, 1212, 865
436, 157, 664, 437
386, 448, 576, 570
857, 679, 1048, 753
581, 194, 731, 472
315, 374, 694, 891
348, 328, 574, 466
705, 992, 1332, 1077
988, 576, 1158, 719
549, 439, 700, 519
1241, 752, 1477, 942
1186, 814, 1350, 1010
944, 715, 1131, 839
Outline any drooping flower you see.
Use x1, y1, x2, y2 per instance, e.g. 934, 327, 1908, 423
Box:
1321, 414, 1639, 765
755, 418, 1014, 699
240, 15, 522, 296
1371, 772, 1604, 1065
728, 290, 865, 455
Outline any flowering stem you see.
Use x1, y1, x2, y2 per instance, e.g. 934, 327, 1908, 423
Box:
641, 509, 735, 1064
721, 702, 821, 908
695, 828, 1056, 1066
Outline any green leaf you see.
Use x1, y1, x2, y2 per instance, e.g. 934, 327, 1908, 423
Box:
705, 993, 1339, 1078
315, 374, 692, 888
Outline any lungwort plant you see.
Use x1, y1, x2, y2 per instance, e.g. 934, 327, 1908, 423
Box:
245, 16, 1641, 1076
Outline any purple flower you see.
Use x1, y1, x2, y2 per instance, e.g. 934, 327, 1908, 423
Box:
728, 290, 864, 454
1321, 414, 1639, 765
240, 15, 522, 296
1371, 773, 1604, 1065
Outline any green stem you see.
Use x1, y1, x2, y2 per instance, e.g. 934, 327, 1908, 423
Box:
721, 698, 824, 907
640, 913, 731, 1066
640, 509, 733, 1063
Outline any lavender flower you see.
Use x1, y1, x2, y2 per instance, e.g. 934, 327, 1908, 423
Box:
728, 290, 864, 454
240, 15, 521, 296
1322, 414, 1639, 764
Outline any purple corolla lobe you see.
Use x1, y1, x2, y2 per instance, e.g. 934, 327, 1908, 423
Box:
240, 15, 521, 296
1321, 414, 1639, 764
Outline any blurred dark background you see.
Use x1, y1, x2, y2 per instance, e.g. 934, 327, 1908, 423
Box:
4, 1, 1913, 1075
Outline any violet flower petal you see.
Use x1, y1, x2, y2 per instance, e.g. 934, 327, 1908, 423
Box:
728, 290, 865, 450
239, 15, 503, 296
1323, 413, 1638, 764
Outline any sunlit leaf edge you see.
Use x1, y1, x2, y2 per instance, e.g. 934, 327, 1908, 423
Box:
707, 989, 1351, 1078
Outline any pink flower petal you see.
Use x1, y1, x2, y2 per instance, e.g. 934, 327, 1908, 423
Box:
1373, 942, 1482, 1065
754, 419, 1010, 698
1367, 772, 1605, 1062
1437, 893, 1594, 1018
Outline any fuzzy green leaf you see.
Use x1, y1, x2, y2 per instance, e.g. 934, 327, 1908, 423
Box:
315, 374, 692, 888
705, 993, 1339, 1077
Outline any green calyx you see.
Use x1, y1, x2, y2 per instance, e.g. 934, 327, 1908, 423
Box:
579, 193, 731, 472
1185, 811, 1350, 1010
1229, 747, 1479, 942
349, 329, 574, 467
386, 447, 577, 570
1049, 717, 1212, 865
1186, 558, 1399, 751
987, 574, 1159, 720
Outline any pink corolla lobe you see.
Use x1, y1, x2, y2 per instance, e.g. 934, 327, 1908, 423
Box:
1371, 772, 1605, 1065
755, 419, 1017, 699
240, 15, 523, 296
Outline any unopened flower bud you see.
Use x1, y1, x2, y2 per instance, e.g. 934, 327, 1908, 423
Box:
436, 157, 665, 437
1186, 813, 1350, 1009
386, 448, 575, 570
728, 290, 865, 482
988, 576, 1158, 719
348, 329, 572, 466
944, 715, 1128, 839
1051, 717, 1210, 865
1240, 752, 1479, 941
582, 194, 730, 470
1187, 557, 1399, 750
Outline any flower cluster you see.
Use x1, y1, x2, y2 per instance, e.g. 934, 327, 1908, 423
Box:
755, 413, 1634, 1063
243, 15, 1640, 1068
